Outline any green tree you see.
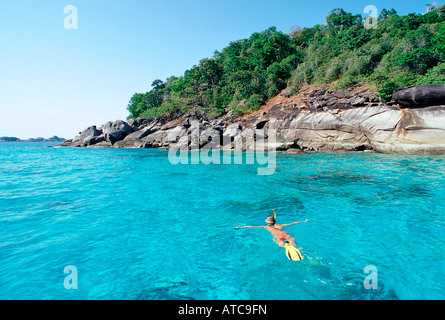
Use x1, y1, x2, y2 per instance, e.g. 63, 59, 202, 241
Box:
127, 93, 145, 119
326, 8, 361, 34
150, 79, 165, 108
379, 8, 398, 20
417, 62, 445, 84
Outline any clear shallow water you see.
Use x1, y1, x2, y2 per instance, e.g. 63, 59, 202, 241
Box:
0, 142, 444, 300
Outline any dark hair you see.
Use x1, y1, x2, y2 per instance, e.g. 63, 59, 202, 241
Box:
266, 215, 275, 222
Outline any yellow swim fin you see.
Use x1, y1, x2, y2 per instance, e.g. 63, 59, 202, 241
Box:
285, 242, 303, 261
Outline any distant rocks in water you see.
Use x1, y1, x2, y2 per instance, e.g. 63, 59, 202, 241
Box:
0, 137, 21, 142
46, 136, 66, 142
0, 136, 65, 142
58, 85, 445, 155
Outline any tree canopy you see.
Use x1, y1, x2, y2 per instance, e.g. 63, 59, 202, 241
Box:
128, 5, 445, 120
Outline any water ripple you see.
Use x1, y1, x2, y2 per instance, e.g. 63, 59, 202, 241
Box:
0, 143, 444, 299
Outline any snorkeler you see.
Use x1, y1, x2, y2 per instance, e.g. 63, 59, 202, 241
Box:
234, 211, 310, 260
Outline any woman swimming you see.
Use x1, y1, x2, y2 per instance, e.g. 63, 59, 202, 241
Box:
234, 215, 310, 248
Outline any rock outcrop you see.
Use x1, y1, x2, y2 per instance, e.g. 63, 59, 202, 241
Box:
103, 120, 133, 144
57, 84, 445, 155
393, 84, 445, 108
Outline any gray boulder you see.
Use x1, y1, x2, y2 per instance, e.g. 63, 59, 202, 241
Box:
71, 126, 102, 146
223, 124, 242, 138
84, 134, 106, 146
166, 126, 187, 143
200, 127, 222, 148
123, 125, 160, 146
81, 125, 101, 138
102, 120, 134, 144
393, 84, 445, 107
141, 130, 167, 148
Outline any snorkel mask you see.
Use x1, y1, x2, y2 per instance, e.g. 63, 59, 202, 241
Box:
265, 210, 277, 224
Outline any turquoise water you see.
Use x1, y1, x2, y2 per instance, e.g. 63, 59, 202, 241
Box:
0, 142, 444, 300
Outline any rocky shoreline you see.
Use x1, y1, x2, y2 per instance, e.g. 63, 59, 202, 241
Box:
57, 84, 445, 155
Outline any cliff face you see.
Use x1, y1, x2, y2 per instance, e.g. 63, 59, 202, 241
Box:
58, 84, 445, 155
236, 84, 445, 155
245, 103, 445, 155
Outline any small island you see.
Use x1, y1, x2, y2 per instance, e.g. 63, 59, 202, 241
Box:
58, 6, 445, 155
0, 136, 65, 142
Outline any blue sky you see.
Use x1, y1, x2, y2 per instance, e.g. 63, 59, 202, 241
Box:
0, 0, 440, 139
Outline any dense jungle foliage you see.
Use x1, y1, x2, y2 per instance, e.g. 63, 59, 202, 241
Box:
127, 5, 445, 120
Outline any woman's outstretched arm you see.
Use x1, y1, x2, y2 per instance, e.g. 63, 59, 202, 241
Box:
278, 220, 310, 227
233, 226, 265, 229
